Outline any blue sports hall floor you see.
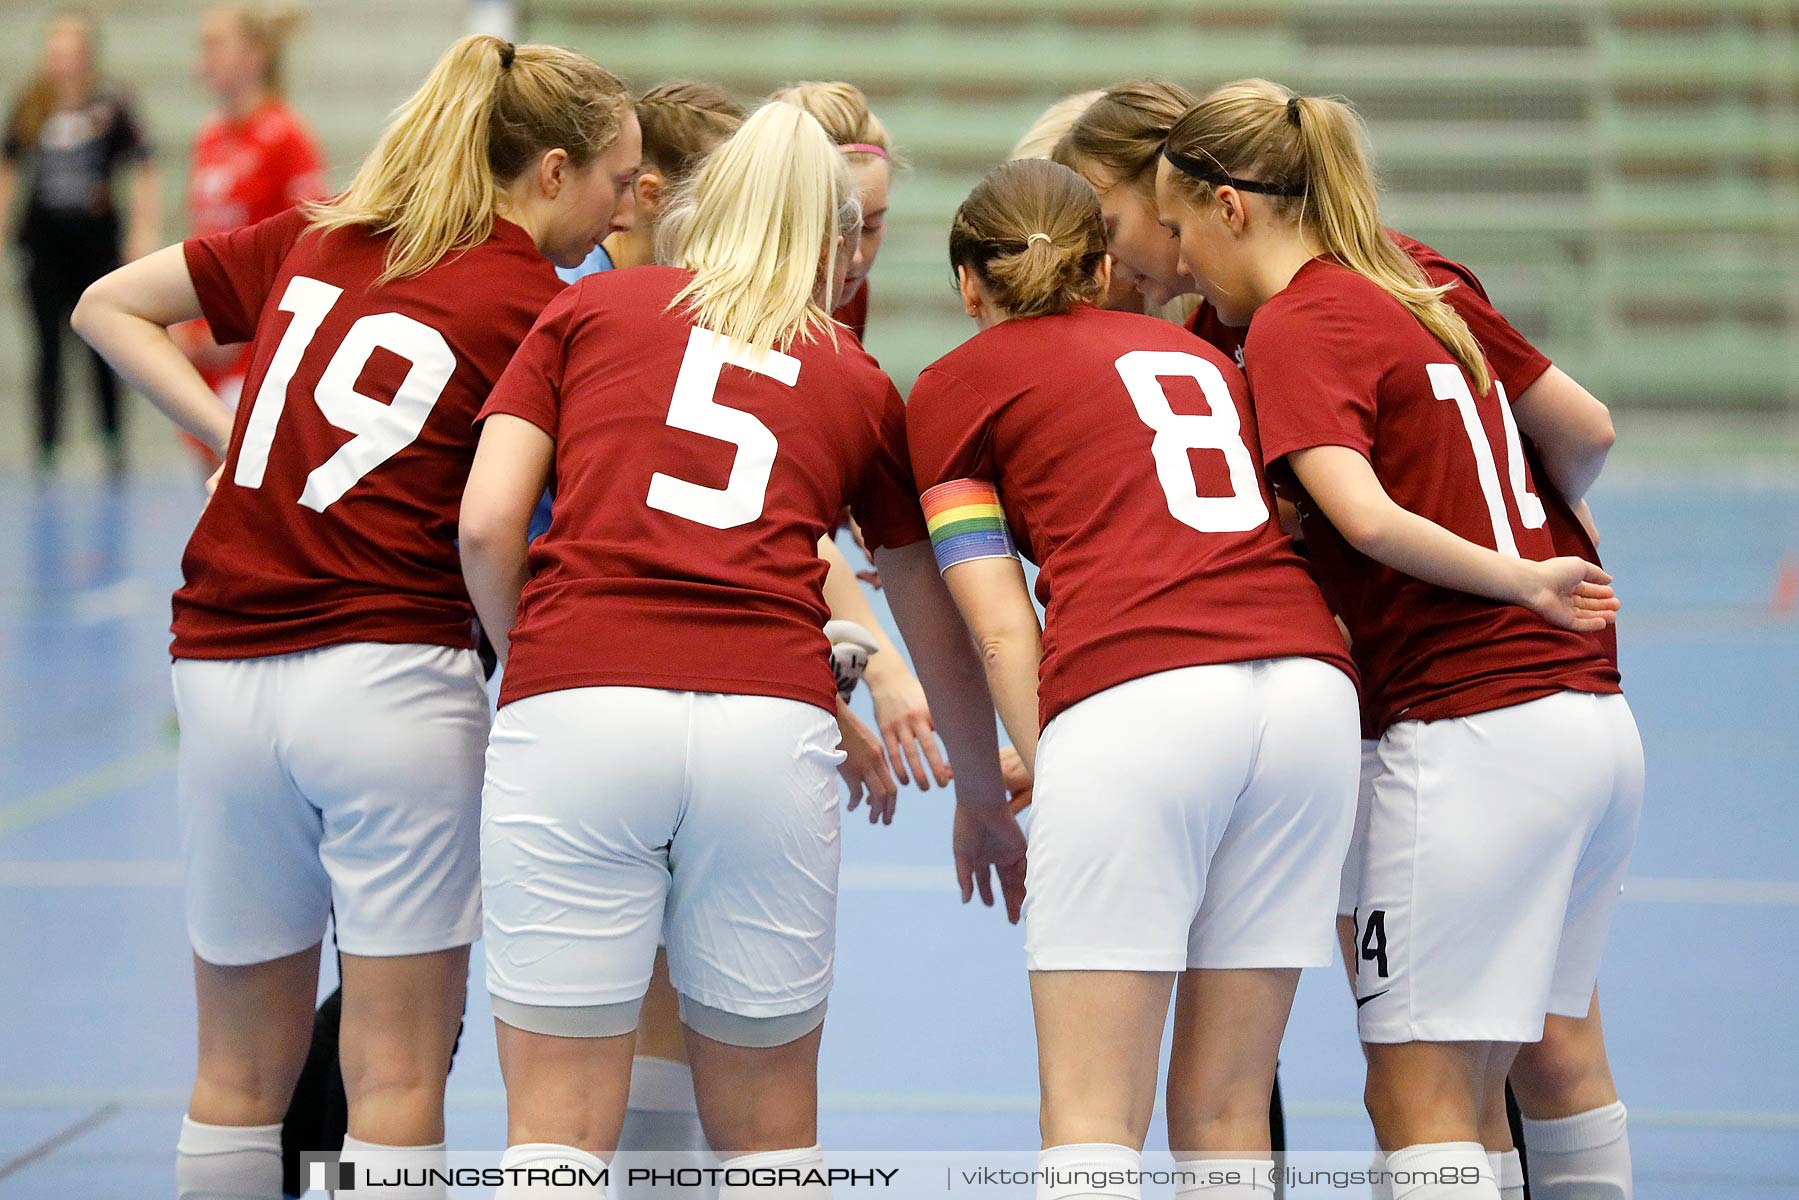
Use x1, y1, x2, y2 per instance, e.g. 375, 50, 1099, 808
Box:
1, 467, 1795, 1197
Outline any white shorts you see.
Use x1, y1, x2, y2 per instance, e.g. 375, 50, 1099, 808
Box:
1022, 658, 1359, 973
1351, 690, 1644, 1044
1337, 740, 1383, 918
173, 642, 489, 966
481, 688, 846, 1028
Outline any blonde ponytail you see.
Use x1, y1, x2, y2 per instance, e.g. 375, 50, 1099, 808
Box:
306, 34, 627, 283
1165, 80, 1491, 393
658, 100, 858, 356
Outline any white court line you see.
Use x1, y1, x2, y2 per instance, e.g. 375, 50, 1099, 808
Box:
3, 860, 1797, 907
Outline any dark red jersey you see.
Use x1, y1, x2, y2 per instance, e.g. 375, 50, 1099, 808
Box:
906, 303, 1354, 728
1247, 258, 1619, 732
480, 266, 927, 713
1192, 232, 1616, 669
832, 278, 869, 344
173, 208, 564, 659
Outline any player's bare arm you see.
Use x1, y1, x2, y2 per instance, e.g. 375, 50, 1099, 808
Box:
1511, 365, 1616, 503
820, 534, 952, 788
459, 413, 553, 664
1288, 443, 1621, 633
874, 541, 1025, 922
940, 554, 1044, 774
71, 244, 234, 453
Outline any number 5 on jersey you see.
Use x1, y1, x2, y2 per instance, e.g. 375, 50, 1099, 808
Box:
646, 327, 790, 530
235, 275, 456, 512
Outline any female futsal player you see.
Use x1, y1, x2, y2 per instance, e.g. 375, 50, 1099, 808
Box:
73, 34, 638, 1199
909, 157, 1358, 1199
769, 80, 893, 343
460, 101, 1017, 1198
1061, 78, 1635, 1200
1157, 81, 1641, 1199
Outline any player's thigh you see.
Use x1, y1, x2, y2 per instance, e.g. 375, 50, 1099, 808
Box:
1189, 657, 1359, 970
190, 944, 323, 1123
665, 693, 845, 1035
283, 643, 491, 959
1355, 691, 1623, 1046
173, 656, 331, 967
1024, 665, 1257, 974
1546, 694, 1645, 1020
337, 945, 470, 1092
482, 687, 686, 1024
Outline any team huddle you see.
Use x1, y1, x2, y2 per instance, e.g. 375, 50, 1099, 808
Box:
70, 30, 1643, 1200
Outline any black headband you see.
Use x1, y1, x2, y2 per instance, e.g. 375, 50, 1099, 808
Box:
498, 42, 516, 70
1161, 147, 1307, 198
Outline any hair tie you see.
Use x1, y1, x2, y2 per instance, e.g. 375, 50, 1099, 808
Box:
498, 42, 516, 71
1286, 96, 1302, 126
838, 142, 888, 160
1026, 232, 1052, 248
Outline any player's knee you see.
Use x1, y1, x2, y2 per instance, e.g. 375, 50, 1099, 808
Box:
677, 994, 826, 1051
1512, 1034, 1615, 1116
192, 1053, 300, 1122
1166, 1074, 1271, 1135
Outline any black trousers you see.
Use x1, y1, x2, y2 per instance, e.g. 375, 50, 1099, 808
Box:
18, 222, 124, 458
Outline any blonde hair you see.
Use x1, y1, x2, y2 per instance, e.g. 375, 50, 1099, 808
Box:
767, 79, 898, 166
209, 5, 303, 96
306, 35, 628, 283
1009, 90, 1103, 161
636, 80, 746, 183
1164, 79, 1491, 393
658, 101, 859, 356
1054, 79, 1198, 191
950, 159, 1107, 319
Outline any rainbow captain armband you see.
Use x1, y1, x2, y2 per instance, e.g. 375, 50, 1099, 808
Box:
922, 478, 1018, 574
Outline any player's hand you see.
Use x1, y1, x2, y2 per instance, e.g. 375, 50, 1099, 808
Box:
1522, 557, 1619, 632
204, 461, 225, 500
999, 744, 1033, 815
954, 803, 1027, 924
867, 666, 952, 790
837, 702, 898, 825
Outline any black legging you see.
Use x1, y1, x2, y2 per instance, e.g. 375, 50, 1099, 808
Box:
20, 224, 123, 461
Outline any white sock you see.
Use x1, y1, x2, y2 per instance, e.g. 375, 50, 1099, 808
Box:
717, 1145, 828, 1198
1370, 1151, 1394, 1200
1520, 1101, 1631, 1200
1173, 1156, 1275, 1197
175, 1116, 282, 1200
1385, 1142, 1498, 1199
1491, 1149, 1525, 1200
339, 1135, 448, 1199
1038, 1143, 1142, 1199
496, 1143, 609, 1198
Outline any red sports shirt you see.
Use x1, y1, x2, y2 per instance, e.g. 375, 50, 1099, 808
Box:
1192, 232, 1617, 668
183, 101, 327, 393
832, 279, 870, 344
173, 208, 565, 659
188, 100, 325, 238
1246, 258, 1619, 732
480, 266, 928, 713
906, 304, 1354, 728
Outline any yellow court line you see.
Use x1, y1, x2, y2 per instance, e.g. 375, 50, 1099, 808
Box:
0, 746, 177, 839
